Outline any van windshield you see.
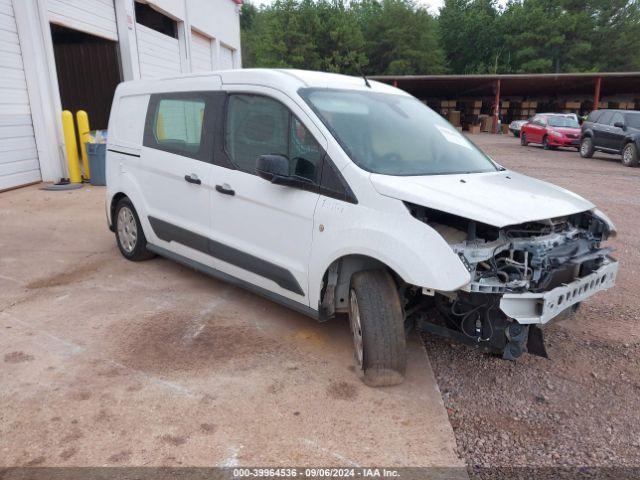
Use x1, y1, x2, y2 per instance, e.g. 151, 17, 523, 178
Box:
299, 88, 498, 176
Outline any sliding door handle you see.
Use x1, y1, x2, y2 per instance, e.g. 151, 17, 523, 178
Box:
215, 184, 235, 196
184, 174, 201, 185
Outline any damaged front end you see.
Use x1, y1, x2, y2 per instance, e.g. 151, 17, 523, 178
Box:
405, 203, 619, 360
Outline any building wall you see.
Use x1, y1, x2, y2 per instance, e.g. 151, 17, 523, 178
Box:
5, 0, 242, 189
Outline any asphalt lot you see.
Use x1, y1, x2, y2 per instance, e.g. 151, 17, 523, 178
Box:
0, 183, 463, 471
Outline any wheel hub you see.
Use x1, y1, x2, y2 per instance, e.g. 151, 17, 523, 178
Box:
117, 207, 138, 253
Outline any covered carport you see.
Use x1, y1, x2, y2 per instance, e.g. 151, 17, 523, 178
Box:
371, 72, 640, 133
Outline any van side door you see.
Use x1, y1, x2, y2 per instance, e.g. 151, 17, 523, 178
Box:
207, 89, 326, 307
136, 92, 216, 264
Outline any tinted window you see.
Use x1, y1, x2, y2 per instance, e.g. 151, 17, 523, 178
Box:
144, 93, 210, 161
300, 88, 497, 176
225, 94, 322, 182
598, 111, 614, 125
610, 112, 625, 126
626, 113, 640, 129
587, 110, 602, 123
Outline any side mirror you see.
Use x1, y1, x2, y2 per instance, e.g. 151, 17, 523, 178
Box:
614, 121, 625, 129
256, 154, 289, 182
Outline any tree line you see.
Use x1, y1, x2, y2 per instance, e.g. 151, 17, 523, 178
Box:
240, 0, 640, 75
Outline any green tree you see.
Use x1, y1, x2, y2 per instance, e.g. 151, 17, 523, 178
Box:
438, 0, 504, 74
354, 0, 446, 74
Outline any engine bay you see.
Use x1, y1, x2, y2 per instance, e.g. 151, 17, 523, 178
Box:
404, 202, 617, 359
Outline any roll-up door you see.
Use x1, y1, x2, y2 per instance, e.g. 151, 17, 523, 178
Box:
220, 44, 234, 70
48, 0, 118, 41
191, 30, 213, 72
137, 23, 181, 78
0, 0, 41, 190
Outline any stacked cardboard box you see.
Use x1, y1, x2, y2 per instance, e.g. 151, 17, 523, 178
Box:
447, 110, 461, 127
480, 115, 495, 133
562, 101, 582, 114
439, 100, 457, 115
519, 101, 538, 119
500, 100, 510, 117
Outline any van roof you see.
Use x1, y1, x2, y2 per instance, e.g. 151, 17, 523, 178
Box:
115, 69, 406, 97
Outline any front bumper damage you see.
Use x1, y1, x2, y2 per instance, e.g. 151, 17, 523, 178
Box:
406, 204, 618, 360
499, 257, 618, 324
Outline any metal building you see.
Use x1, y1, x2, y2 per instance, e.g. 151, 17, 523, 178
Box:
1, 0, 242, 191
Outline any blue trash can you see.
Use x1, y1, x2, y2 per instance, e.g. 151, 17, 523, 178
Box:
86, 143, 106, 186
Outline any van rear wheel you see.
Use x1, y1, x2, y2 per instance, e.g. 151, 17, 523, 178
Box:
114, 198, 155, 261
349, 270, 406, 387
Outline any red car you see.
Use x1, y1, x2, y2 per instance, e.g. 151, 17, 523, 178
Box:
520, 113, 581, 150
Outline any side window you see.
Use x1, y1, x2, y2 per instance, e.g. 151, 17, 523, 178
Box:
290, 117, 323, 181
587, 110, 602, 123
225, 94, 323, 182
610, 112, 624, 126
598, 111, 613, 125
144, 93, 209, 161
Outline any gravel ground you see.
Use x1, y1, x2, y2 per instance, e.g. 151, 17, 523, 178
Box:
423, 134, 640, 473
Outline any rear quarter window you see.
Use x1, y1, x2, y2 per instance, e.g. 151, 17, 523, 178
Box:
143, 92, 212, 162
625, 113, 640, 129
112, 94, 149, 146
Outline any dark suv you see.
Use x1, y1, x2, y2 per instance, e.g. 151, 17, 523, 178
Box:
580, 109, 640, 167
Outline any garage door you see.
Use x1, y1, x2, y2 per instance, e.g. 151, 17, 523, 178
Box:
48, 0, 118, 41
191, 30, 213, 72
137, 23, 181, 79
220, 44, 235, 70
0, 0, 41, 191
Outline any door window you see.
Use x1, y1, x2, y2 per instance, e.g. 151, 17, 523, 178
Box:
610, 112, 624, 127
144, 93, 210, 161
225, 94, 322, 182
597, 111, 613, 125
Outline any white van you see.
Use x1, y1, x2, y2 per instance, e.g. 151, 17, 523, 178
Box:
106, 69, 618, 386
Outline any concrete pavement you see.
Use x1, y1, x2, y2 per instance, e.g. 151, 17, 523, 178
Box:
0, 185, 464, 473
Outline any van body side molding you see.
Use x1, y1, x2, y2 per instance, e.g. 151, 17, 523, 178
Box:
146, 244, 317, 319
147, 216, 305, 296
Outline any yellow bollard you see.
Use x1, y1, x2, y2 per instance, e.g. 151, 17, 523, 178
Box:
76, 110, 91, 180
62, 110, 82, 183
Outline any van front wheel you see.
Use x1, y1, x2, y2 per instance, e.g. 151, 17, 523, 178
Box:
349, 270, 406, 387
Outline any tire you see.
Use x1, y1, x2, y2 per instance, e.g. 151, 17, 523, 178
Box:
114, 197, 155, 261
520, 133, 528, 146
542, 136, 550, 150
513, 131, 520, 138
580, 137, 594, 158
621, 142, 639, 167
349, 269, 406, 387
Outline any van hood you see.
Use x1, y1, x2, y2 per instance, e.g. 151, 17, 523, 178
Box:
370, 170, 594, 228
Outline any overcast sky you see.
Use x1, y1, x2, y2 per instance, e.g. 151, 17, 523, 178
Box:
248, 0, 507, 14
